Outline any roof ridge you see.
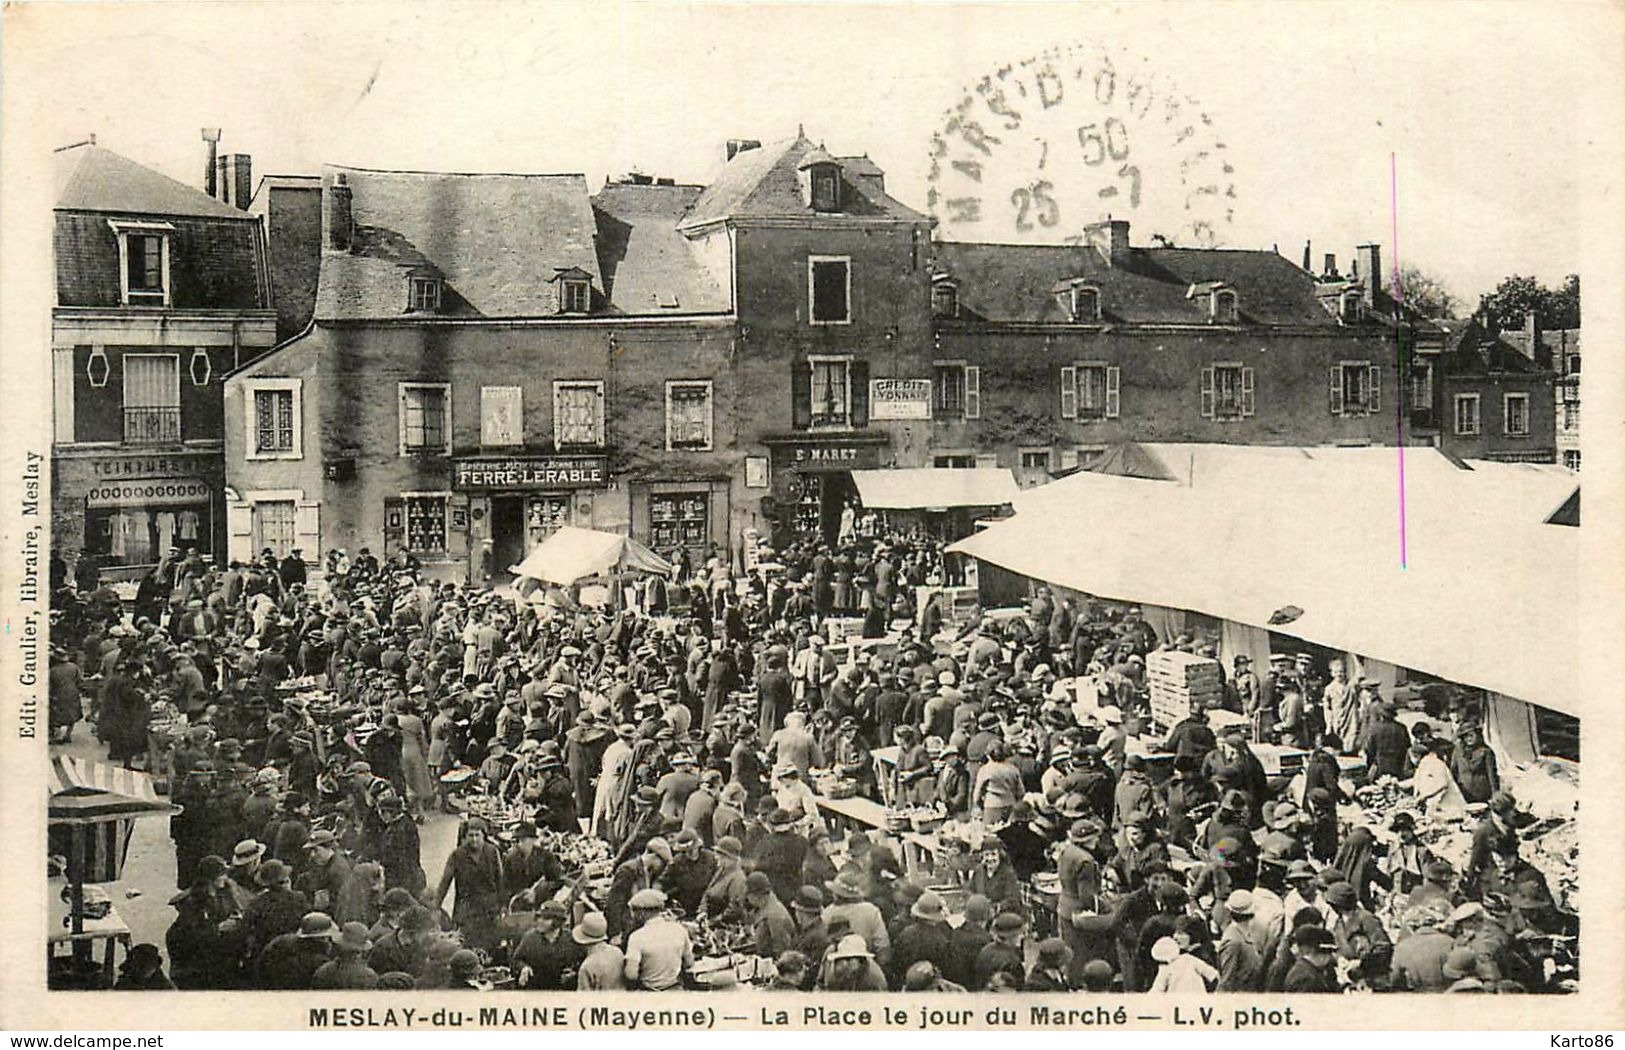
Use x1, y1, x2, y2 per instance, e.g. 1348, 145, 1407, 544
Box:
328, 163, 587, 179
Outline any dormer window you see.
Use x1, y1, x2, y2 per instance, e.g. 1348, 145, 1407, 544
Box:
797, 147, 842, 212
1339, 290, 1363, 324
550, 267, 594, 315
1212, 288, 1238, 323
408, 276, 442, 313
108, 219, 174, 307
931, 277, 959, 319
1071, 285, 1101, 322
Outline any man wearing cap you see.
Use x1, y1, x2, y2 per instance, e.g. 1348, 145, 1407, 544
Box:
1112, 753, 1157, 830
624, 888, 693, 991
369, 905, 438, 978
663, 829, 718, 918
1408, 860, 1457, 913
514, 901, 583, 990
502, 822, 564, 903
1450, 723, 1500, 805
747, 807, 810, 906
1358, 698, 1411, 781
297, 828, 354, 917
974, 912, 1027, 990
606, 838, 671, 939
1463, 791, 1523, 893
822, 867, 890, 961
375, 792, 427, 895
1213, 889, 1266, 991
1282, 926, 1340, 992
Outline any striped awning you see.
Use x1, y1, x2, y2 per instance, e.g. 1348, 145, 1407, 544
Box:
47, 755, 179, 825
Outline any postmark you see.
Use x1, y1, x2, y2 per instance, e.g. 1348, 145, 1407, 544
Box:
927, 43, 1237, 247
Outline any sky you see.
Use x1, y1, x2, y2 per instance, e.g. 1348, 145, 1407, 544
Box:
4, 0, 1617, 306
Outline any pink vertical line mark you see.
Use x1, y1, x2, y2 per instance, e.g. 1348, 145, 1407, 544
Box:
1390, 152, 1408, 569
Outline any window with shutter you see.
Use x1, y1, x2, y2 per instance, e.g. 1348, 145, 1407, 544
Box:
1104, 365, 1121, 419
934, 364, 965, 416
807, 357, 851, 428
1367, 364, 1381, 412
123, 353, 181, 444
850, 360, 870, 427
554, 381, 605, 447
1060, 366, 1078, 419
1241, 367, 1256, 418
1200, 367, 1215, 418
1329, 365, 1344, 416
791, 361, 812, 429
666, 381, 713, 450
399, 383, 451, 454
1076, 363, 1108, 420
963, 365, 980, 419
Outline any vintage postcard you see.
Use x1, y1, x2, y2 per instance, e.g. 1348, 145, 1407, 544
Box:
1, 0, 1622, 1034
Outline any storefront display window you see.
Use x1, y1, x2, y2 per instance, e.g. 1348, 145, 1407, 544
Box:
404, 495, 448, 552
650, 491, 709, 551
527, 494, 571, 545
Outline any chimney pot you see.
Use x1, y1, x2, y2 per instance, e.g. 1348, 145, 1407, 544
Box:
1323, 253, 1339, 278
324, 174, 354, 251
1083, 218, 1131, 267
726, 138, 762, 162
201, 127, 222, 197
1356, 243, 1382, 307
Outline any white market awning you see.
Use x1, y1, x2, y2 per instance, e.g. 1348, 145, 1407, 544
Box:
509, 526, 672, 586
852, 468, 1019, 510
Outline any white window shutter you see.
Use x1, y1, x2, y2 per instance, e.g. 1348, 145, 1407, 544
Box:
1200, 367, 1215, 418
964, 366, 981, 419
975, 453, 998, 468
1105, 365, 1121, 419
552, 386, 564, 448
1058, 448, 1080, 469
1241, 367, 1256, 418
596, 385, 607, 444
227, 502, 253, 563
1060, 366, 1078, 419
1367, 364, 1380, 412
1329, 365, 1343, 416
704, 386, 715, 449
397, 386, 409, 455
294, 501, 321, 552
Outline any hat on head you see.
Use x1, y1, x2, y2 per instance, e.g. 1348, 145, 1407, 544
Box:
1150, 936, 1180, 963
1489, 791, 1518, 815
538, 900, 568, 921
303, 828, 338, 850
745, 872, 774, 898
673, 828, 702, 849
766, 807, 801, 829
629, 888, 667, 910
449, 948, 482, 976
231, 839, 266, 866
793, 886, 824, 912
195, 855, 229, 881
334, 921, 372, 954
382, 887, 417, 911
1225, 890, 1256, 917
911, 891, 947, 921
643, 837, 673, 865
572, 912, 608, 946
830, 870, 866, 900
715, 835, 743, 859
1326, 882, 1358, 907
1424, 860, 1455, 882
296, 912, 338, 939
829, 935, 873, 961
399, 906, 439, 934
1286, 860, 1316, 882
992, 911, 1025, 933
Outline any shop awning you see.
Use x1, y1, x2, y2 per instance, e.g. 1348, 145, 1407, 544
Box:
509, 526, 672, 586
952, 444, 1580, 717
48, 755, 179, 826
851, 468, 1019, 510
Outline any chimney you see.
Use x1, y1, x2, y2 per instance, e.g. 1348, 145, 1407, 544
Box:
1302, 240, 1311, 272
1083, 218, 1131, 267
216, 153, 253, 210
324, 173, 353, 251
1523, 311, 1550, 370
201, 128, 222, 196
1322, 253, 1339, 279
726, 139, 761, 162
1355, 243, 1382, 306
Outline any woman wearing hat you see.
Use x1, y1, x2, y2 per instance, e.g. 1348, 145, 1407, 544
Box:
431, 818, 505, 953
165, 855, 248, 989
702, 835, 749, 922
311, 921, 380, 989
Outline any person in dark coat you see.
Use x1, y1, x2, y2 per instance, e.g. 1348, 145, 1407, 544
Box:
257, 912, 338, 989
1282, 926, 1341, 992
1359, 700, 1411, 780
165, 856, 248, 989
371, 793, 426, 894
114, 944, 176, 990
242, 858, 310, 959
278, 549, 308, 590
502, 822, 565, 903
755, 654, 795, 738
745, 808, 808, 906
432, 818, 505, 953
536, 756, 579, 834
888, 891, 958, 987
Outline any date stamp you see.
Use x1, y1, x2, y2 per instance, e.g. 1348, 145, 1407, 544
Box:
927, 43, 1237, 247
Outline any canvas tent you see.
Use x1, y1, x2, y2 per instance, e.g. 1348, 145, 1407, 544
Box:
850, 468, 1019, 510
952, 443, 1580, 721
509, 526, 672, 587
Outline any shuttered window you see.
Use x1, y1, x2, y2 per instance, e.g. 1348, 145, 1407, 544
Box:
1202, 364, 1254, 420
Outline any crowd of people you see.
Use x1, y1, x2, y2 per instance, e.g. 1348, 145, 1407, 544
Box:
46, 528, 1575, 994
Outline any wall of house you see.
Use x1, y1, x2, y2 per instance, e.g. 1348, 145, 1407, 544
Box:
226, 319, 742, 576
1440, 373, 1558, 463
259, 185, 323, 343
932, 326, 1413, 463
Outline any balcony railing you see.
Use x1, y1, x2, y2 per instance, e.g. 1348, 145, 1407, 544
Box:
124, 406, 181, 445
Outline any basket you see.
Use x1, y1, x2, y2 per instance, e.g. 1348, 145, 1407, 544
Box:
825, 779, 860, 800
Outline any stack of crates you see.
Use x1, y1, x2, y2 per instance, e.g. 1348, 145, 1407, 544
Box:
1147, 649, 1223, 729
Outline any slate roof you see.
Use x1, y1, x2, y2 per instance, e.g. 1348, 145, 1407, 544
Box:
54, 144, 255, 220
1438, 317, 1552, 375
931, 241, 1341, 326
591, 182, 729, 314
678, 135, 927, 230
315, 165, 601, 320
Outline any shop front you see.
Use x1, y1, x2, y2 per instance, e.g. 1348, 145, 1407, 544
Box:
629, 478, 732, 566
53, 449, 223, 582
449, 454, 611, 584
762, 432, 888, 546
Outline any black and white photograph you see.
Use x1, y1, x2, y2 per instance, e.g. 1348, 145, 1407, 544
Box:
2, 0, 1622, 1034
